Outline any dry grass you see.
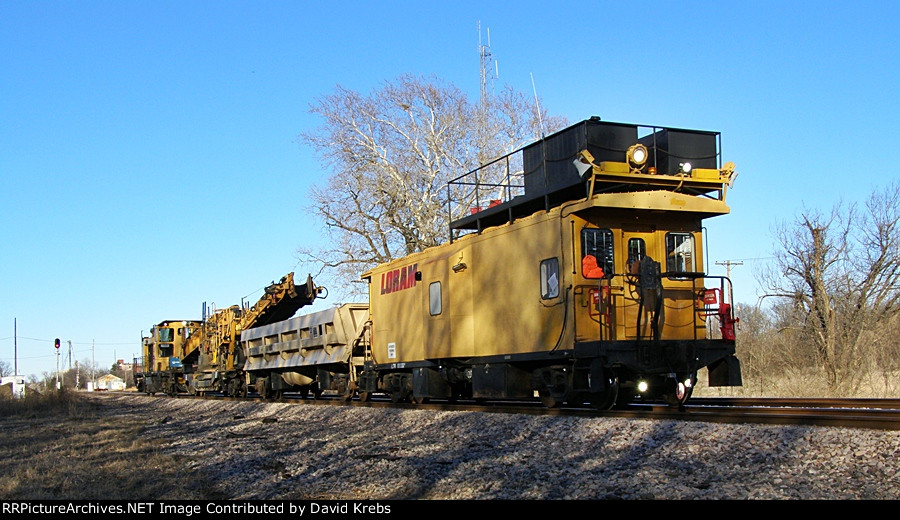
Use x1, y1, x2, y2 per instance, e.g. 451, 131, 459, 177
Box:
0, 390, 226, 500
694, 367, 900, 398
3, 371, 898, 500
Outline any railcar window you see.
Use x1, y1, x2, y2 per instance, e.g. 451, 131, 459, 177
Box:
157, 328, 174, 342
429, 282, 442, 315
666, 233, 695, 273
581, 228, 614, 278
540, 258, 560, 299
159, 344, 173, 357
627, 238, 646, 268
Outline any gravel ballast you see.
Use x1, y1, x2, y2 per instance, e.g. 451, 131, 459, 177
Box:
95, 394, 900, 500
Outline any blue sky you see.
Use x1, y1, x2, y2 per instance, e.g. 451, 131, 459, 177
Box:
2, 1, 898, 379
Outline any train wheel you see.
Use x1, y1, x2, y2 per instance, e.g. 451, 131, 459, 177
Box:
662, 380, 693, 408
588, 376, 619, 410
539, 390, 563, 408
340, 381, 357, 402
411, 396, 430, 405
358, 391, 371, 402
390, 390, 411, 403
258, 378, 269, 400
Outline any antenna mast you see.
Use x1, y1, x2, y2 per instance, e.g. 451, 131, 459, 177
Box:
531, 73, 545, 137
478, 21, 498, 104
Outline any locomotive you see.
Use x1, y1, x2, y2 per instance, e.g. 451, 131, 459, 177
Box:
238, 117, 743, 408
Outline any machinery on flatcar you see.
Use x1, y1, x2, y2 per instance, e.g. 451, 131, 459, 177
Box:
354, 118, 742, 408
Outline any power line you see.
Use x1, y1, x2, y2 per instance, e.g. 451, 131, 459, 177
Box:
715, 260, 743, 304
0, 336, 133, 346
721, 256, 774, 262
715, 259, 744, 276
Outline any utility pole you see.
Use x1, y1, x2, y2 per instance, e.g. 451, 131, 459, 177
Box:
715, 260, 743, 304
13, 318, 17, 377
68, 340, 73, 370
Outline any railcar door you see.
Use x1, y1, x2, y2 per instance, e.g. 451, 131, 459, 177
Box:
619, 230, 705, 341
620, 231, 658, 340
574, 225, 616, 342
421, 256, 450, 359
660, 231, 706, 341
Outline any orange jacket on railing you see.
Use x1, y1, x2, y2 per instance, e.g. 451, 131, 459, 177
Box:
582, 254, 605, 279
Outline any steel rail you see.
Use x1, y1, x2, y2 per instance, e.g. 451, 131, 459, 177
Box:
97, 391, 900, 431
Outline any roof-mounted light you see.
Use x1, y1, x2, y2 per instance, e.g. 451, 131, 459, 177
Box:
679, 162, 692, 174
627, 144, 648, 169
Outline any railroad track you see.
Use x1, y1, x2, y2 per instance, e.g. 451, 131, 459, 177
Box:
101, 392, 900, 431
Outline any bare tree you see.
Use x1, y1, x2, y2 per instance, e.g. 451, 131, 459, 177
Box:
297, 74, 567, 293
0, 359, 11, 377
765, 182, 900, 393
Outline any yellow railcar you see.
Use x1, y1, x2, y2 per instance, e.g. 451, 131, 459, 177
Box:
136, 319, 201, 395
138, 273, 322, 396
359, 118, 742, 407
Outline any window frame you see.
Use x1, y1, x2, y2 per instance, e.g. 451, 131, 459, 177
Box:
540, 257, 560, 299
665, 232, 696, 274
429, 281, 442, 316
581, 227, 614, 278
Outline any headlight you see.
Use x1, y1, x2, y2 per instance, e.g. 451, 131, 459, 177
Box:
679, 162, 692, 174
637, 380, 649, 393
627, 144, 648, 168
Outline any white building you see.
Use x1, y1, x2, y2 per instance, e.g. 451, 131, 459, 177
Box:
96, 374, 125, 391
1, 375, 26, 399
